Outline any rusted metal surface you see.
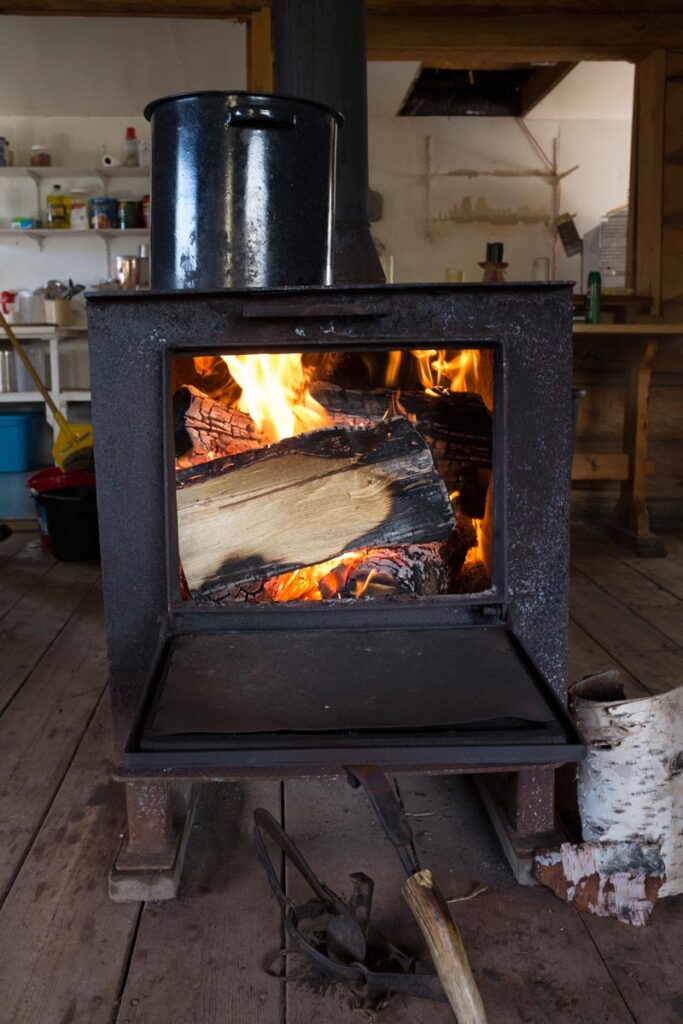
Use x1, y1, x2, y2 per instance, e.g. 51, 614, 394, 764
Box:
116, 782, 177, 872
507, 767, 556, 835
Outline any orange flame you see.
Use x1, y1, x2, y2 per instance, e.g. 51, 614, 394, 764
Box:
465, 518, 485, 565
221, 352, 329, 444
384, 348, 481, 394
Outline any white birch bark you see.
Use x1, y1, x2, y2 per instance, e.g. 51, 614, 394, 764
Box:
571, 672, 683, 898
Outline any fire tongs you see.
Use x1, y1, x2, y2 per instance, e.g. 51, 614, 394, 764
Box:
253, 766, 487, 1022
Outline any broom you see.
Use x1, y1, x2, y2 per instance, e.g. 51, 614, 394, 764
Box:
0, 310, 94, 472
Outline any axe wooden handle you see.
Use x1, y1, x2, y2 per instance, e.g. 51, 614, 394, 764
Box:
403, 868, 487, 1024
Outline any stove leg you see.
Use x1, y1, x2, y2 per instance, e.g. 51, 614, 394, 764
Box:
109, 781, 198, 902
476, 769, 558, 886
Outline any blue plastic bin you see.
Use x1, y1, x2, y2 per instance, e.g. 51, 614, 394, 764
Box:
0, 412, 39, 473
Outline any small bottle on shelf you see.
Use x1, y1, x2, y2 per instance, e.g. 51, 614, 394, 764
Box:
46, 184, 71, 229
124, 126, 139, 167
585, 271, 602, 324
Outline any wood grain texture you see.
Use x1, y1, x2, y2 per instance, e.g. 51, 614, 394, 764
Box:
570, 567, 681, 694
404, 782, 637, 1024
403, 869, 487, 1023
0, 560, 100, 713
572, 528, 683, 647
177, 419, 454, 594
0, 586, 107, 899
0, 538, 55, 619
117, 781, 283, 1024
0, 700, 140, 1024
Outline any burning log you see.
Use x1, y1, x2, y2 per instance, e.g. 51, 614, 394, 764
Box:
309, 381, 492, 517
201, 541, 452, 604
174, 385, 261, 466
176, 418, 455, 597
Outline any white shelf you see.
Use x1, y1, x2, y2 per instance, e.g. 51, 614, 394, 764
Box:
0, 389, 90, 404
0, 228, 148, 239
0, 165, 149, 182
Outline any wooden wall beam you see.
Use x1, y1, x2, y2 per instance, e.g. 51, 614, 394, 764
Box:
247, 6, 273, 92
630, 51, 667, 315
366, 14, 683, 64
4, 1, 683, 13
519, 62, 577, 116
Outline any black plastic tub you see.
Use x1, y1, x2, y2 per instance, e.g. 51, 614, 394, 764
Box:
40, 487, 100, 561
144, 91, 343, 290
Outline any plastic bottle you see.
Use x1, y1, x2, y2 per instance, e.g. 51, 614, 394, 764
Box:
585, 271, 602, 324
124, 126, 139, 167
46, 184, 71, 229
69, 188, 89, 230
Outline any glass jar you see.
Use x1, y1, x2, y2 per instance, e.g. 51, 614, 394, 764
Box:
30, 145, 52, 167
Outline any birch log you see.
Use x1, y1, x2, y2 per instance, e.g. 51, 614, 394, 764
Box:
571, 672, 683, 898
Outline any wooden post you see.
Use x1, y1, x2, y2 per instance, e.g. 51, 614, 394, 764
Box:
609, 338, 666, 556
247, 7, 274, 93
629, 51, 666, 316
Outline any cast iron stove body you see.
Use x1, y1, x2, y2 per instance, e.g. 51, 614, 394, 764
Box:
87, 281, 582, 882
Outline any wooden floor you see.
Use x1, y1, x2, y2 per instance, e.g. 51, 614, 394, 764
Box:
0, 525, 681, 1024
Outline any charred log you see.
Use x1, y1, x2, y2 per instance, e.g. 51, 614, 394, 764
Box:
309, 381, 492, 517
176, 418, 455, 597
174, 385, 261, 465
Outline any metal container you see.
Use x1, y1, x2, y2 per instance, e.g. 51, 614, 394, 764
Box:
115, 254, 150, 290
144, 91, 342, 290
118, 200, 143, 230
0, 348, 16, 392
90, 197, 119, 230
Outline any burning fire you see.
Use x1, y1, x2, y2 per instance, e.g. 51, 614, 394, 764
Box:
221, 352, 328, 444
406, 348, 481, 394
187, 345, 488, 601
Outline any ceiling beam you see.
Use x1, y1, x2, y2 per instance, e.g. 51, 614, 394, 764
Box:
519, 62, 577, 115
5, 0, 683, 10
365, 13, 683, 63
2, 1, 683, 15
2, 3, 682, 66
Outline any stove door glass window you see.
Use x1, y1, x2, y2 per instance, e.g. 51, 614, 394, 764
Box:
172, 346, 494, 604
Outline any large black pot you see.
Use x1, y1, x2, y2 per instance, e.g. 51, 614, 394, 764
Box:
144, 91, 342, 290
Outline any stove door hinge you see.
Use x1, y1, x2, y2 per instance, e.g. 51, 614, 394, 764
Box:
479, 603, 506, 622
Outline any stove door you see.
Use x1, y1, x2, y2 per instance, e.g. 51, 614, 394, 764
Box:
134, 626, 584, 769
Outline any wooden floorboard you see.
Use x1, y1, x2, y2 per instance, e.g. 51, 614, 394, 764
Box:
0, 584, 107, 900
0, 559, 100, 713
116, 781, 283, 1024
0, 536, 56, 619
402, 778, 640, 1024
572, 527, 683, 648
284, 776, 455, 1023
0, 529, 681, 1023
0, 700, 140, 1024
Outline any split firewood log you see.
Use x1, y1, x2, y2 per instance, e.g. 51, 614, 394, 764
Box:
176, 418, 455, 597
174, 384, 262, 466
309, 381, 492, 517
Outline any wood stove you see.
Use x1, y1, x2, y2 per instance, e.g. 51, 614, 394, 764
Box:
87, 280, 584, 897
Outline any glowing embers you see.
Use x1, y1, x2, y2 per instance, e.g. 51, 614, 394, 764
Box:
173, 348, 494, 603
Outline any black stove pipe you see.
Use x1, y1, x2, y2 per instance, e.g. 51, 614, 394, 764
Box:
273, 0, 384, 284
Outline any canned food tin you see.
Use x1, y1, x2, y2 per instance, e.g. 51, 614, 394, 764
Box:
90, 197, 119, 230
118, 200, 143, 230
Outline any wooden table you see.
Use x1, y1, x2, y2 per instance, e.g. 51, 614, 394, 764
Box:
572, 322, 683, 557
